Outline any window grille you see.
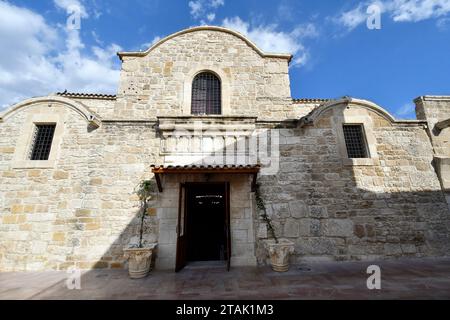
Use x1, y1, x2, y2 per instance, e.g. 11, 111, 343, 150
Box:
343, 125, 368, 158
30, 124, 56, 160
191, 72, 221, 115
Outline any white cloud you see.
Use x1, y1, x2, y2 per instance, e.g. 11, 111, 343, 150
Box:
337, 3, 369, 31
390, 0, 450, 22
0, 1, 121, 110
222, 17, 318, 67
141, 36, 162, 51
291, 23, 320, 39
54, 0, 88, 18
188, 1, 203, 19
207, 13, 216, 22
394, 103, 416, 119
277, 4, 295, 22
437, 16, 450, 29
91, 30, 103, 45
188, 0, 225, 24
336, 0, 450, 30
210, 0, 224, 8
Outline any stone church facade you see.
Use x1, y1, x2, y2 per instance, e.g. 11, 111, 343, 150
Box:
1, 26, 449, 272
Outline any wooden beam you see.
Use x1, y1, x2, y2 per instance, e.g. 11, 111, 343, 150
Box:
151, 166, 261, 193
251, 172, 258, 192
154, 173, 163, 192
152, 168, 260, 175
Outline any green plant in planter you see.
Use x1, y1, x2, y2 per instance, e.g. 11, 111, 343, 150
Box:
135, 180, 156, 248
124, 179, 158, 279
255, 183, 295, 272
254, 183, 278, 243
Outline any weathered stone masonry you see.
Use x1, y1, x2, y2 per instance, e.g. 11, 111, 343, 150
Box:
1, 26, 449, 271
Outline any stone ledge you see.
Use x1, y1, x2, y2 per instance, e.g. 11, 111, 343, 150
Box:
343, 158, 379, 167
12, 160, 56, 169
414, 96, 450, 103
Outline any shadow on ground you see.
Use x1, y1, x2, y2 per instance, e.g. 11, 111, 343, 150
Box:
2, 257, 450, 300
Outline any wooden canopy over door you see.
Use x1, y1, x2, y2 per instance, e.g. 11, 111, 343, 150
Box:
151, 165, 260, 193
152, 165, 260, 273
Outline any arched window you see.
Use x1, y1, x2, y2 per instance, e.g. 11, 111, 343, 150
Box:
191, 72, 221, 115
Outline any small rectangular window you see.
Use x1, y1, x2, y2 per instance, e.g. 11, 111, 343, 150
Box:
30, 124, 56, 160
343, 125, 368, 159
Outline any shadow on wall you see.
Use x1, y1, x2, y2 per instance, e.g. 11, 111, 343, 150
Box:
94, 176, 160, 270
88, 107, 450, 274
2, 105, 450, 274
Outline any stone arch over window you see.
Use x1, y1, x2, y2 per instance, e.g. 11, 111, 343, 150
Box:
191, 72, 222, 115
0, 96, 100, 126
183, 67, 231, 116
0, 96, 101, 169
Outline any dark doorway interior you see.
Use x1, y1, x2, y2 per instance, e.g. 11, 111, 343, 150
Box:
186, 183, 227, 262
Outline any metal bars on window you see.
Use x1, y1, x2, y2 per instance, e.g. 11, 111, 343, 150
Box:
343, 125, 368, 159
191, 72, 221, 115
30, 124, 56, 160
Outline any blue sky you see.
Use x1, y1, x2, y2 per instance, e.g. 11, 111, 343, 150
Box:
1, 0, 450, 119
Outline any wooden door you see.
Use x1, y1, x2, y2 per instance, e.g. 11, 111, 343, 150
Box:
175, 183, 187, 272
225, 182, 231, 271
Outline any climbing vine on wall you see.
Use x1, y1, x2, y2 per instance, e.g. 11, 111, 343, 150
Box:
254, 183, 279, 243
136, 180, 156, 248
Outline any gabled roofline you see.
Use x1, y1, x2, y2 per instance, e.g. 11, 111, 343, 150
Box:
117, 26, 293, 63
299, 97, 426, 126
0, 96, 101, 127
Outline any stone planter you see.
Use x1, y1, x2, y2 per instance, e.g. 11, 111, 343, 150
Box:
264, 239, 295, 272
123, 243, 157, 279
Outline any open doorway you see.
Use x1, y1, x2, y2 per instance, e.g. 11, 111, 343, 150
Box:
176, 182, 231, 272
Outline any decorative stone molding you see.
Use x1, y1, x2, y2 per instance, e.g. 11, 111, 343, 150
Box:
118, 26, 293, 63
0, 96, 101, 126
87, 114, 101, 128
157, 116, 257, 135
124, 244, 157, 279
300, 97, 425, 126
264, 239, 295, 272
157, 116, 258, 166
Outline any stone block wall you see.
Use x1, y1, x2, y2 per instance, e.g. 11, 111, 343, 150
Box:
2, 98, 450, 271
1, 27, 450, 271
69, 97, 116, 119
415, 96, 450, 157
415, 96, 450, 203
256, 104, 450, 264
0, 103, 163, 271
114, 29, 297, 121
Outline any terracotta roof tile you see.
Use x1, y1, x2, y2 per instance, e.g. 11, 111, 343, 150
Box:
56, 91, 117, 100
292, 98, 330, 104
151, 164, 260, 170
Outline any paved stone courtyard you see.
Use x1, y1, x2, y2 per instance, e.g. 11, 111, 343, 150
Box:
1, 258, 450, 300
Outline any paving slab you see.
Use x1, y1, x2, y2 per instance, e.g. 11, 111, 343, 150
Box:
1, 257, 450, 300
